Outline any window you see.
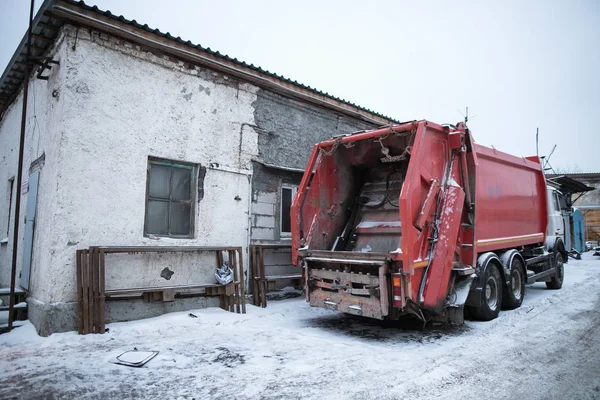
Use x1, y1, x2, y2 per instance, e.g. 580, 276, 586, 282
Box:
552, 192, 560, 212
280, 185, 297, 236
145, 158, 197, 238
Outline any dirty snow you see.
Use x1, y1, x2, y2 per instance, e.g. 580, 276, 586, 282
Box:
1, 254, 600, 399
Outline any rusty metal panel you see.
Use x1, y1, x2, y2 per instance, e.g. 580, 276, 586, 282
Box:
308, 266, 388, 319
422, 185, 465, 312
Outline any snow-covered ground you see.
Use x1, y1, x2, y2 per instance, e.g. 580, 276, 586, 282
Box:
1, 253, 600, 400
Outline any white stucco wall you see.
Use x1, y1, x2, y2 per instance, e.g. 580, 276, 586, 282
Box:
47, 26, 259, 303
0, 30, 69, 301
1, 25, 260, 310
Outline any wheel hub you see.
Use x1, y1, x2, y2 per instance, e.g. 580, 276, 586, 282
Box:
511, 269, 522, 300
485, 277, 498, 310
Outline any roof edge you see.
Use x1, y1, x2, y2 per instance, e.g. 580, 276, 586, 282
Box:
1, 0, 400, 126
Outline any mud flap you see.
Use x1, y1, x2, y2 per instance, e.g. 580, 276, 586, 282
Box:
446, 275, 475, 325
448, 274, 475, 307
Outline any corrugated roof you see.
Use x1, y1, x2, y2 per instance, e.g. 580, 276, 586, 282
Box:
546, 175, 595, 194
0, 0, 399, 124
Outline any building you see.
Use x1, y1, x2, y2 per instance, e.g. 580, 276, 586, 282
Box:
550, 173, 600, 244
0, 0, 398, 335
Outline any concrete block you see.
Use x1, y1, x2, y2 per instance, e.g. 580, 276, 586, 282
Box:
252, 227, 275, 240
253, 202, 275, 216
263, 250, 292, 266
255, 215, 275, 228
28, 297, 78, 336
257, 191, 277, 204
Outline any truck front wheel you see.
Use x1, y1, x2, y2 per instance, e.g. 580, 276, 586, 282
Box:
469, 264, 503, 321
546, 252, 564, 290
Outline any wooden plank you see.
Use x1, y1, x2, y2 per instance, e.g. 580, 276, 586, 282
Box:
263, 274, 303, 280
76, 250, 83, 334
99, 249, 106, 333
251, 246, 259, 306
229, 250, 240, 313
0, 288, 26, 295
82, 250, 89, 334
216, 250, 221, 267
238, 248, 246, 314
98, 246, 242, 253
92, 247, 99, 333
105, 283, 224, 296
259, 246, 266, 308
87, 249, 94, 334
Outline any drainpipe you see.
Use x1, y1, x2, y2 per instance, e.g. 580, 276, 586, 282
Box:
246, 162, 254, 294
8, 0, 35, 332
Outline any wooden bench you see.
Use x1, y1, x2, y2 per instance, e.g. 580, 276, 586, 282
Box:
250, 244, 302, 308
77, 246, 245, 335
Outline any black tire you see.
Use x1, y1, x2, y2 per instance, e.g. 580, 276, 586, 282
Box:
468, 263, 503, 321
546, 252, 564, 290
502, 257, 525, 310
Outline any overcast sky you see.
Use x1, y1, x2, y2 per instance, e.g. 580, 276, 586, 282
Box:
1, 0, 599, 172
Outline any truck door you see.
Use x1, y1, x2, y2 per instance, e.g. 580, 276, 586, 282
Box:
546, 188, 564, 239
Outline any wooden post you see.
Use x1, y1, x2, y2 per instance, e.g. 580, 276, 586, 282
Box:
237, 247, 246, 314
259, 246, 267, 308
76, 250, 83, 334
229, 250, 240, 314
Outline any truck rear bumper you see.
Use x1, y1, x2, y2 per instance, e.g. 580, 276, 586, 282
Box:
307, 262, 389, 320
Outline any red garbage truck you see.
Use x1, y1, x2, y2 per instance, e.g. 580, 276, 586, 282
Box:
291, 120, 567, 323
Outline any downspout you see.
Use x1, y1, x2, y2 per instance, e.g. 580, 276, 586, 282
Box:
246, 164, 254, 294
8, 0, 35, 332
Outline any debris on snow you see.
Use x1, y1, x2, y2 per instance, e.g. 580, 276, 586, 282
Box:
112, 350, 159, 367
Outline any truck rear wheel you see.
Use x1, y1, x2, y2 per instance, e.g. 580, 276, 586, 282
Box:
546, 252, 564, 290
469, 264, 503, 321
502, 257, 525, 310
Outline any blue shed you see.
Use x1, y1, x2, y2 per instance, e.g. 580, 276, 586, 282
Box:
572, 208, 585, 253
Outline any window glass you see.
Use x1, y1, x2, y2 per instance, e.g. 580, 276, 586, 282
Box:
281, 187, 294, 234
170, 202, 191, 235
148, 165, 171, 199
146, 200, 169, 235
172, 167, 191, 201
145, 159, 196, 238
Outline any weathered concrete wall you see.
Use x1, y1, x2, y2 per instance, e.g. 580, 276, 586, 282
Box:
7, 25, 261, 334
249, 90, 379, 243
253, 89, 377, 170
0, 30, 69, 301
248, 87, 382, 288
252, 89, 376, 241
250, 162, 304, 242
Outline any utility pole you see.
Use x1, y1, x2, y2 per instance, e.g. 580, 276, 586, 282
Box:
536, 127, 539, 158
8, 0, 35, 332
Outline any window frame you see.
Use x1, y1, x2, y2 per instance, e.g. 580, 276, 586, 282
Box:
144, 157, 197, 239
279, 184, 298, 238
6, 176, 14, 238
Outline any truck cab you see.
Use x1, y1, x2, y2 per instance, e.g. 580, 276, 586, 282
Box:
546, 187, 572, 253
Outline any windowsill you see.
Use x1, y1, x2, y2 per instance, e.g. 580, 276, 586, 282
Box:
0, 237, 8, 245
144, 234, 194, 240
